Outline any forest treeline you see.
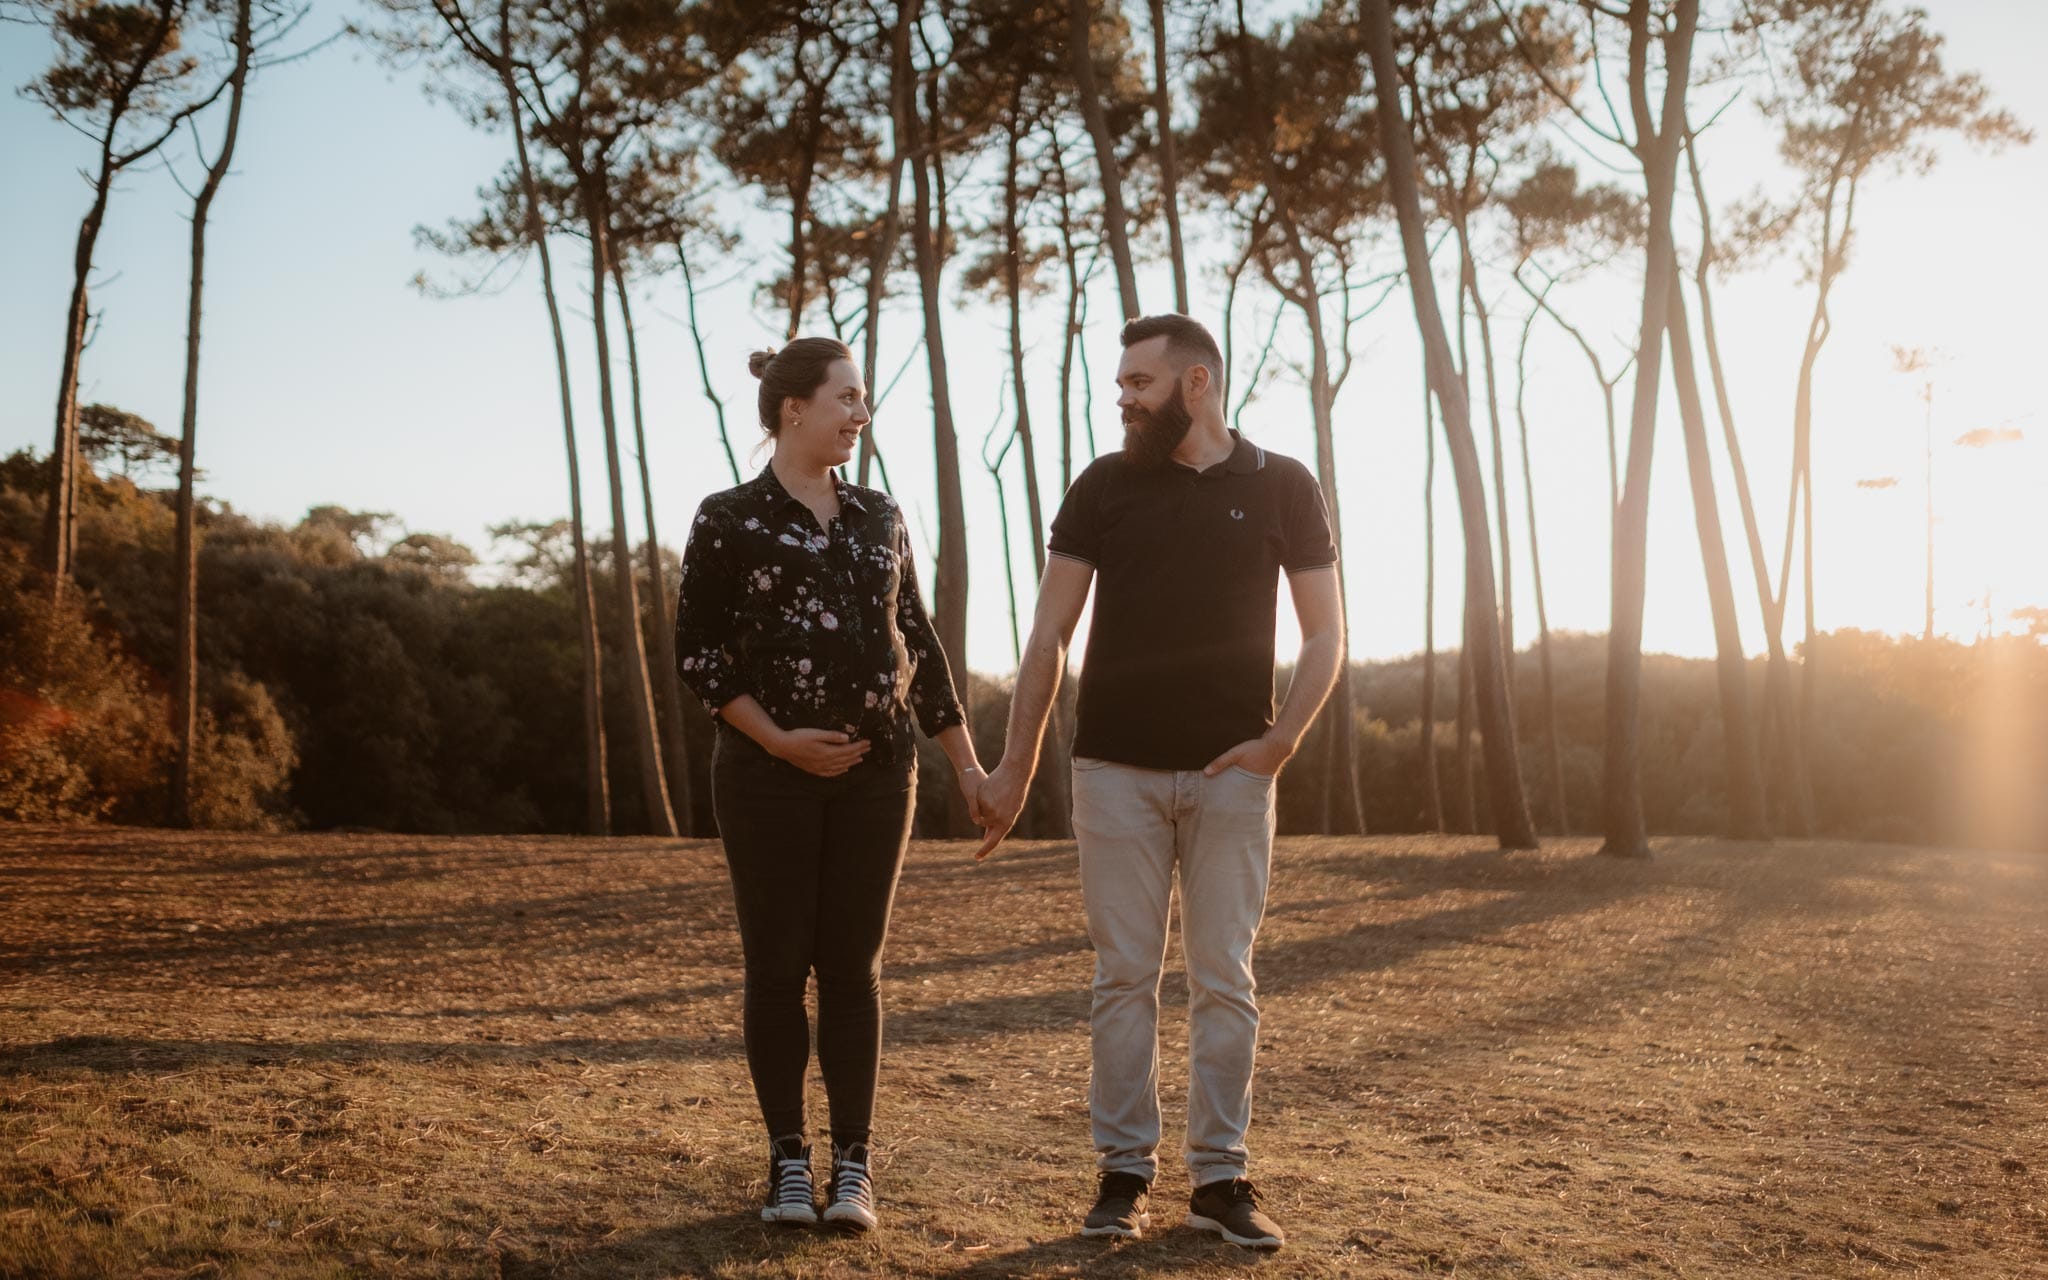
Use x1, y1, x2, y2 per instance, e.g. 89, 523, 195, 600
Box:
6, 452, 2041, 851
7, 0, 2037, 854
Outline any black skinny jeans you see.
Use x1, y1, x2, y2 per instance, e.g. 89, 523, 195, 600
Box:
712, 725, 916, 1148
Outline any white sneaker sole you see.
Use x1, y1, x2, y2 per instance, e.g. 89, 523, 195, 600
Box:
1081, 1211, 1150, 1239
1187, 1212, 1282, 1250
761, 1204, 818, 1225
823, 1203, 877, 1232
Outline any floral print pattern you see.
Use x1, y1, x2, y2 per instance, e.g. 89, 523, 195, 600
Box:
673, 466, 964, 747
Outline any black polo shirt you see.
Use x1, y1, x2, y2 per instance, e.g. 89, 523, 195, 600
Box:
1047, 431, 1337, 770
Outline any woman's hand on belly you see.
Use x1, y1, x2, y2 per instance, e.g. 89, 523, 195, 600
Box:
771, 727, 873, 777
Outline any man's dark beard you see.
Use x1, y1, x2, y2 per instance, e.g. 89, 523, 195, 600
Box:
1121, 383, 1194, 471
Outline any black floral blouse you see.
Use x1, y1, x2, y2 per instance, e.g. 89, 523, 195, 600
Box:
673, 466, 965, 758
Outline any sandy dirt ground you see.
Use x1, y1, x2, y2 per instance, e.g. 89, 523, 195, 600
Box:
2, 824, 2044, 1277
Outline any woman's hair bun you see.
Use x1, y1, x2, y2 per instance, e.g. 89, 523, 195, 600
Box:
747, 348, 777, 379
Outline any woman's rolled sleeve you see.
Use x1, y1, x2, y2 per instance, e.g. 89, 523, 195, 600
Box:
893, 521, 965, 737
673, 505, 754, 715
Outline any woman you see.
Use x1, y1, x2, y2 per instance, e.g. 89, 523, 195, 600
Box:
673, 337, 984, 1233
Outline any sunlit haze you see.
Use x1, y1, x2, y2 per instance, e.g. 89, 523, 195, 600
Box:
3, 1, 2042, 674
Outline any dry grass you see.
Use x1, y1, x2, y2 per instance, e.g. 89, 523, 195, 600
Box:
1, 823, 2044, 1278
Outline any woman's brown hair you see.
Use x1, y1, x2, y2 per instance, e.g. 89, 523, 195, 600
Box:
748, 337, 855, 436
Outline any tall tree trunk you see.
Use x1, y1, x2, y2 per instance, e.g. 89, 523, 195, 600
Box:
502, 32, 608, 836
1263, 229, 1363, 835
1068, 0, 1139, 320
170, 0, 253, 828
1794, 166, 1849, 777
1451, 230, 1477, 836
784, 20, 828, 340
40, 0, 185, 600
612, 259, 694, 834
42, 217, 100, 601
1667, 272, 1766, 839
1514, 303, 1567, 835
929, 84, 968, 670
1234, 0, 1361, 834
585, 185, 678, 837
1600, 0, 1698, 860
1421, 363, 1444, 833
1050, 126, 1086, 792
1461, 237, 1515, 705
1076, 248, 1102, 459
1051, 127, 1083, 491
1454, 613, 1478, 833
1304, 315, 1364, 836
1220, 241, 1247, 407
1683, 137, 1809, 834
1773, 169, 1855, 836
676, 239, 741, 487
1002, 119, 1047, 580
859, 0, 916, 488
787, 162, 815, 338
905, 5, 970, 833
1147, 0, 1188, 313
1799, 446, 1815, 771
1005, 103, 1071, 837
989, 435, 1023, 668
1364, 0, 1537, 850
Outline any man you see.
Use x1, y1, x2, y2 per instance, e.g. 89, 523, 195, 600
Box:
973, 314, 1344, 1251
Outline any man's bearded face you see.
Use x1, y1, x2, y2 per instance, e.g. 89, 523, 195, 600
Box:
1121, 378, 1193, 470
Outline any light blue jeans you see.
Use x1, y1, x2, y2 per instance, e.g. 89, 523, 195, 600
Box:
1071, 756, 1276, 1186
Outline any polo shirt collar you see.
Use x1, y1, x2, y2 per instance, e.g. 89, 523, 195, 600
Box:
1221, 430, 1263, 475
1177, 430, 1263, 477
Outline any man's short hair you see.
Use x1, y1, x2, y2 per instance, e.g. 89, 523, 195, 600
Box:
1120, 314, 1224, 397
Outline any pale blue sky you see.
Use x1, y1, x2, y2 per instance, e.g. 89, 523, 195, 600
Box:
3, 2, 2044, 675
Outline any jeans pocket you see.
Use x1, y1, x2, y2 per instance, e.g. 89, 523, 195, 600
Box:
1071, 756, 1113, 772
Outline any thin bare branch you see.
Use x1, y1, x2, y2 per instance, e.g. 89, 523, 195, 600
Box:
1491, 0, 1627, 147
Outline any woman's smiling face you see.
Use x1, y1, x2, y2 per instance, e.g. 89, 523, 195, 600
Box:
783, 359, 870, 469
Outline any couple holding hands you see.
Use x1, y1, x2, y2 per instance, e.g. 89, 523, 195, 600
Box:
672, 313, 1342, 1250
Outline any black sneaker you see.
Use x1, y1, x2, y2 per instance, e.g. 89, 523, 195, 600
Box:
1187, 1177, 1283, 1249
1081, 1170, 1152, 1239
761, 1133, 817, 1225
822, 1141, 878, 1232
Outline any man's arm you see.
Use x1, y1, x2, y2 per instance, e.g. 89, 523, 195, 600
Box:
973, 553, 1094, 858
1272, 565, 1346, 752
1203, 564, 1345, 777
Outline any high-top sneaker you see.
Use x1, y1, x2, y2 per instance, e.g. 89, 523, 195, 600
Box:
822, 1140, 878, 1232
761, 1133, 818, 1225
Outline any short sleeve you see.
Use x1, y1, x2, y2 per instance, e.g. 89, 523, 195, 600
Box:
1280, 463, 1339, 573
1047, 459, 1108, 566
